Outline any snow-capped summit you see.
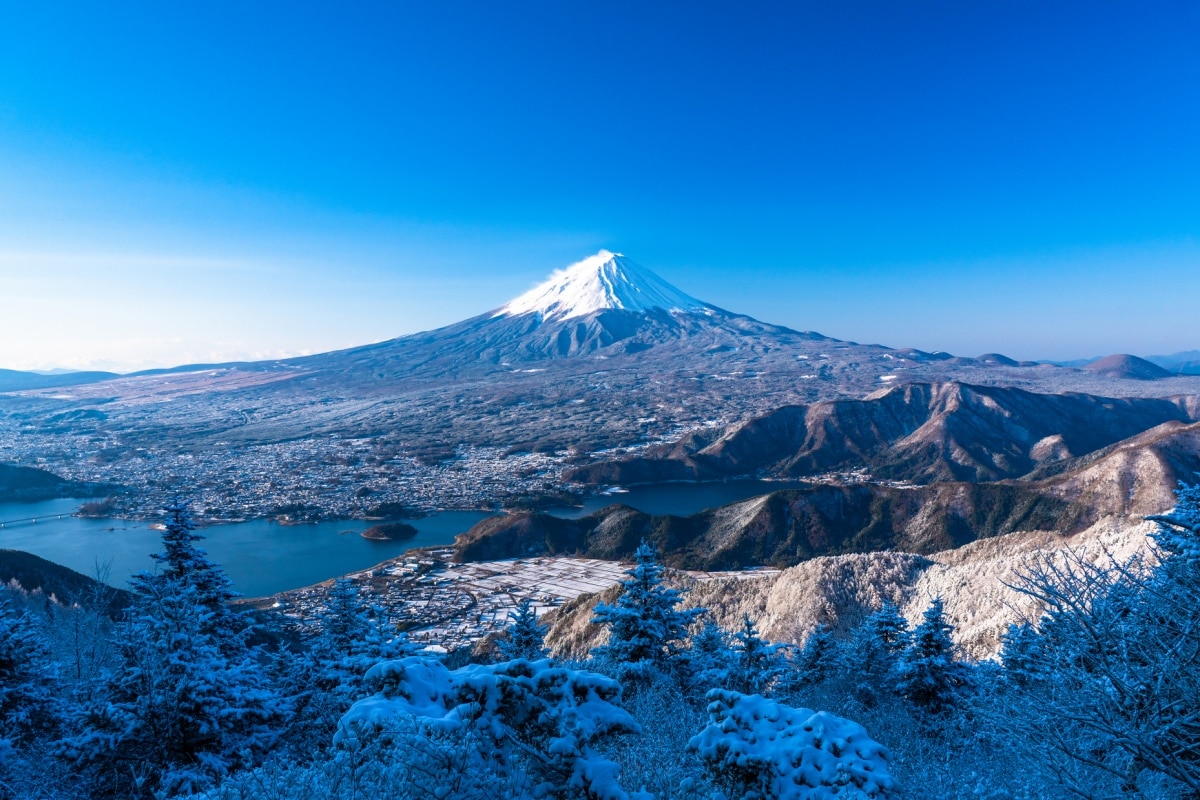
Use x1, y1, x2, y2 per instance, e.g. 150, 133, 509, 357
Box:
495, 250, 711, 321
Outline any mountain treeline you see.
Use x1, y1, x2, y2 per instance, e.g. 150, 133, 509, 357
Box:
3, 488, 1200, 800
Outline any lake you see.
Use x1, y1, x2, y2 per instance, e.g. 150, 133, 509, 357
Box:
0, 480, 802, 596
548, 479, 811, 519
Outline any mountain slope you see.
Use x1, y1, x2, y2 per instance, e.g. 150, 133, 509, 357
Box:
1083, 354, 1173, 380
567, 382, 1200, 485
462, 418, 1200, 572
0, 368, 119, 392
0, 463, 115, 503
542, 518, 1157, 662
453, 480, 1096, 570
1146, 350, 1200, 375
0, 549, 132, 617
299, 251, 815, 372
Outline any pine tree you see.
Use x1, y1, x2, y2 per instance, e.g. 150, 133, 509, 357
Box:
498, 598, 549, 661
998, 620, 1043, 685
62, 514, 282, 798
729, 615, 784, 695
590, 541, 703, 679
894, 597, 971, 714
285, 577, 415, 750
139, 500, 247, 654
687, 620, 734, 692
841, 601, 910, 701
787, 623, 835, 690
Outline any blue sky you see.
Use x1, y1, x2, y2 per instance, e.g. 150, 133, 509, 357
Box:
1, 1, 1197, 370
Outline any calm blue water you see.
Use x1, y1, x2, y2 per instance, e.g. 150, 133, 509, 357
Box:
0, 498, 489, 598
0, 480, 798, 596
548, 479, 811, 519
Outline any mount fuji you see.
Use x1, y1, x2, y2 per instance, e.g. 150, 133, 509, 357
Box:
300, 250, 814, 373
496, 250, 711, 321
6, 250, 1200, 500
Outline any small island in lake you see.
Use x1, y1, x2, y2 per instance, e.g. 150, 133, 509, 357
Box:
360, 521, 419, 541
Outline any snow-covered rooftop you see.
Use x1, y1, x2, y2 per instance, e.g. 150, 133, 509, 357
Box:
495, 250, 710, 321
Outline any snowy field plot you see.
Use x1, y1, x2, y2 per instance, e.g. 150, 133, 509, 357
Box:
449, 557, 632, 602
395, 556, 632, 650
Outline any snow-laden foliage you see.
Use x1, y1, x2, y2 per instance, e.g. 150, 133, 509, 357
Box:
340, 656, 642, 800
284, 577, 417, 750
996, 481, 1200, 796
0, 590, 61, 779
60, 505, 283, 798
838, 602, 910, 706
591, 542, 703, 679
893, 598, 971, 715
688, 689, 897, 799
687, 620, 735, 694
777, 623, 834, 696
996, 621, 1041, 685
147, 500, 246, 652
499, 598, 549, 661
61, 575, 282, 798
730, 615, 786, 695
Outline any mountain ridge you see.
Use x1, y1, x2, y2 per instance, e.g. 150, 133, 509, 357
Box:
566, 382, 1200, 486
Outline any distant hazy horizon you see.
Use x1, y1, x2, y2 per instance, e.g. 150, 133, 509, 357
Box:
2, 3, 1197, 371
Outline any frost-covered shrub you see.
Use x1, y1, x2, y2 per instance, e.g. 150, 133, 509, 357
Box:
997, 482, 1200, 796
607, 669, 709, 799
687, 689, 897, 800
340, 656, 641, 800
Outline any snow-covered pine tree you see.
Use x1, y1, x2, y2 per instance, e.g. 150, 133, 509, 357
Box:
144, 499, 247, 654
893, 597, 971, 714
62, 514, 283, 798
729, 614, 784, 695
590, 541, 703, 679
687, 620, 734, 693
866, 601, 909, 654
0, 590, 60, 767
786, 622, 835, 691
840, 601, 910, 702
498, 597, 548, 661
997, 620, 1043, 685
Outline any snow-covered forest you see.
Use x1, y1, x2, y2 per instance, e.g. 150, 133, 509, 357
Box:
2, 488, 1199, 800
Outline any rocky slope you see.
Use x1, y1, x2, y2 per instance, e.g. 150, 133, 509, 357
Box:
453, 483, 1089, 570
